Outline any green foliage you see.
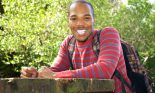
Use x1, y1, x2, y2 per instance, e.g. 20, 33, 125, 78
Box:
0, 1, 155, 90
0, 0, 71, 77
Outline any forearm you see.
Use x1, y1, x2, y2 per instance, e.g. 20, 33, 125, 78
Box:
53, 61, 116, 79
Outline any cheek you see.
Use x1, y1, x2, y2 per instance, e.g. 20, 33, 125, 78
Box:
69, 22, 74, 28
69, 23, 75, 34
69, 23, 76, 31
87, 22, 93, 27
89, 24, 94, 30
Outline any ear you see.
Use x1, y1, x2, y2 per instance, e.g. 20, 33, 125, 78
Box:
92, 17, 95, 24
93, 18, 95, 23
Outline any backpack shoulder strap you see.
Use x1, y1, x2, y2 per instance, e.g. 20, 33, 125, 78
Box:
68, 36, 76, 70
92, 30, 101, 57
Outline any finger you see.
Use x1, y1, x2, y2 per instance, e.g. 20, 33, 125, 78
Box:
37, 73, 44, 78
20, 74, 28, 78
28, 67, 38, 77
38, 66, 47, 72
21, 69, 32, 77
22, 67, 38, 76
37, 70, 48, 78
20, 67, 30, 77
31, 72, 38, 78
20, 69, 27, 76
21, 67, 29, 71
21, 67, 30, 75
45, 67, 52, 72
27, 67, 36, 71
41, 67, 52, 73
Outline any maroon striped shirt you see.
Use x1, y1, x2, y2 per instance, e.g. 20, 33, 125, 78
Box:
50, 27, 133, 93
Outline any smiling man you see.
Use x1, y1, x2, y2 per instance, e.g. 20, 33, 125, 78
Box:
68, 1, 94, 42
21, 0, 133, 93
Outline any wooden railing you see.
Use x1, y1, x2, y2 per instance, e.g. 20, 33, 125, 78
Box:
0, 78, 115, 93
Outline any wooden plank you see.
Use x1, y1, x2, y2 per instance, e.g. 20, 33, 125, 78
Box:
0, 78, 115, 93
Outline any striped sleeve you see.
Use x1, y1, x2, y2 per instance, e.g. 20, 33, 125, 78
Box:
54, 27, 121, 78
49, 36, 72, 72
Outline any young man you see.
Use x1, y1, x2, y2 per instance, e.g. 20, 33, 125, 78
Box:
21, 0, 133, 93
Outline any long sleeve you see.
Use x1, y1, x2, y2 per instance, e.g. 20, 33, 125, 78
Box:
49, 36, 71, 72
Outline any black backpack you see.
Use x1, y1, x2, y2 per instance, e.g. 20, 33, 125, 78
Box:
68, 30, 153, 93
121, 40, 153, 93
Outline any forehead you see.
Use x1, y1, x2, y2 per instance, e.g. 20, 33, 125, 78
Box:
69, 2, 93, 16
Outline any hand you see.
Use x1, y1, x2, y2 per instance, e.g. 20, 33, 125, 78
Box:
38, 66, 55, 78
20, 67, 38, 78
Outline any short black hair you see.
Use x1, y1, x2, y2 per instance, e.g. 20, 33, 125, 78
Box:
68, 0, 94, 17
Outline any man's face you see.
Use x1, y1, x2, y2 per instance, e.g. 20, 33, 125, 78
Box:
69, 2, 94, 42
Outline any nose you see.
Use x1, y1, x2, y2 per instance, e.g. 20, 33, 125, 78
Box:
77, 20, 84, 26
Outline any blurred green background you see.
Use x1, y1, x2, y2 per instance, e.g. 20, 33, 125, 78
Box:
0, 0, 155, 91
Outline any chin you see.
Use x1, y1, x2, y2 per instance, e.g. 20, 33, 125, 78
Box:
77, 40, 86, 42
76, 38, 88, 42
74, 32, 92, 42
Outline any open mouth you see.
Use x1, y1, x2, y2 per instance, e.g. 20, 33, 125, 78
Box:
77, 30, 86, 35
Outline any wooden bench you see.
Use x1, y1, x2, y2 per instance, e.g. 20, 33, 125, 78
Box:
0, 78, 115, 93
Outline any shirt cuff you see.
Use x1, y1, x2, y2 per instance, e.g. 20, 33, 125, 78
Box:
54, 70, 74, 78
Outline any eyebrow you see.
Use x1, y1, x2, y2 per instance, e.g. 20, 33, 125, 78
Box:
70, 14, 91, 17
84, 14, 91, 17
69, 15, 76, 18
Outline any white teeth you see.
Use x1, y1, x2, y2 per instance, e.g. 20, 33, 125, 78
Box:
77, 30, 86, 35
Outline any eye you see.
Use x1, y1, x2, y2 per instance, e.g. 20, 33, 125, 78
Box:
85, 17, 91, 21
70, 17, 77, 21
